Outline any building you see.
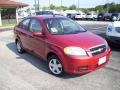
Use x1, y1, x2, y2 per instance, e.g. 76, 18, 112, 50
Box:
0, 0, 28, 26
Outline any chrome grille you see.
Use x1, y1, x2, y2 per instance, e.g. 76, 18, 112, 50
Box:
90, 45, 106, 56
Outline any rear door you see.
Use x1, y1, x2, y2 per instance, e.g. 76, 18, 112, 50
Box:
15, 19, 30, 48
16, 18, 32, 50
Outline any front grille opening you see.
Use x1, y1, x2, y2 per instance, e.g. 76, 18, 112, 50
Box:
90, 45, 106, 56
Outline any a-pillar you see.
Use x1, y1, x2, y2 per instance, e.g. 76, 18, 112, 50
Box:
0, 8, 2, 26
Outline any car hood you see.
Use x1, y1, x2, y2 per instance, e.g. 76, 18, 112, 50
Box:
113, 21, 120, 27
52, 31, 106, 50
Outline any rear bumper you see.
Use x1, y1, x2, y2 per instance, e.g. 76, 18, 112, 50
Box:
63, 49, 111, 74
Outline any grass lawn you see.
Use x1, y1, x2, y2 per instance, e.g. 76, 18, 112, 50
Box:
0, 24, 16, 28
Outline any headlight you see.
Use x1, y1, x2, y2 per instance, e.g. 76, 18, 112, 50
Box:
107, 27, 112, 32
64, 47, 87, 56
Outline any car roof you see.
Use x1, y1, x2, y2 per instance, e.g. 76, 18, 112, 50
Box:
30, 15, 65, 20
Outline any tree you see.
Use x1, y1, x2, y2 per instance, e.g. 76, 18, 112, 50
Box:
42, 7, 49, 10
90, 2, 120, 13
49, 4, 56, 10
60, 6, 68, 11
69, 4, 77, 10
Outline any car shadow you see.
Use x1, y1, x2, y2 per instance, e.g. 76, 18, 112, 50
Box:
6, 42, 50, 73
6, 42, 87, 79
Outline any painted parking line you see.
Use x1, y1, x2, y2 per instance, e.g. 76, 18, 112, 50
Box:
89, 26, 107, 30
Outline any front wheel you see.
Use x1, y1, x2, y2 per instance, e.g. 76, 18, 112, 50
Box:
48, 55, 64, 76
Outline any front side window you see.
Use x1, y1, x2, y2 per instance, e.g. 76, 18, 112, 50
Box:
44, 18, 86, 35
30, 19, 43, 32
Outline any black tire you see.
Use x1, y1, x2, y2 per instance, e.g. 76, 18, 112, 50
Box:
48, 55, 64, 76
16, 40, 25, 54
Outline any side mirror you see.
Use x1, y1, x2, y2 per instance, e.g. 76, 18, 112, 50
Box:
33, 31, 43, 37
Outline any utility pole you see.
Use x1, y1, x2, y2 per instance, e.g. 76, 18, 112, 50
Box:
34, 0, 37, 12
38, 0, 40, 11
61, 0, 62, 10
107, 0, 109, 13
78, 0, 79, 10
49, 0, 50, 7
61, 0, 62, 7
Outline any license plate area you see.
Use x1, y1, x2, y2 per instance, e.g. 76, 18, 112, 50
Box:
98, 56, 106, 65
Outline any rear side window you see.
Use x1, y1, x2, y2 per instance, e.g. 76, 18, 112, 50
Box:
19, 19, 30, 30
30, 19, 43, 32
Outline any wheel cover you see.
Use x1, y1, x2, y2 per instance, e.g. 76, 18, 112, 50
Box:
49, 59, 62, 75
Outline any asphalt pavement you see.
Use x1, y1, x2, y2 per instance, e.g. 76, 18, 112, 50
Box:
0, 21, 120, 90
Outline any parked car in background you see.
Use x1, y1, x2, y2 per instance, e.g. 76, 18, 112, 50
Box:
111, 13, 120, 21
106, 21, 120, 44
117, 15, 120, 21
33, 10, 64, 16
97, 13, 104, 21
36, 11, 53, 15
75, 13, 86, 20
103, 13, 112, 21
66, 13, 77, 20
14, 15, 110, 76
64, 10, 78, 20
18, 10, 29, 19
86, 12, 98, 20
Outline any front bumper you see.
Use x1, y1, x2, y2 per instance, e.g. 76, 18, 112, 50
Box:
63, 48, 111, 74
107, 36, 120, 43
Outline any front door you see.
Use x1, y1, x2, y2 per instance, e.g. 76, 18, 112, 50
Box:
29, 18, 46, 59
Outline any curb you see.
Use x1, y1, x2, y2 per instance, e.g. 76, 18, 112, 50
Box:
0, 27, 13, 32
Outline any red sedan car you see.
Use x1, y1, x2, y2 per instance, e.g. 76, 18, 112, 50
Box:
14, 15, 111, 76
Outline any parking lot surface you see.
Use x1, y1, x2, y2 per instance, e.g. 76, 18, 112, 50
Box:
0, 21, 120, 90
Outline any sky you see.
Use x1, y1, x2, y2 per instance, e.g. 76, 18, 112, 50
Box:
17, 0, 120, 8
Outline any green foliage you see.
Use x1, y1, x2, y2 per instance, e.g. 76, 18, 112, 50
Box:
89, 2, 120, 13
42, 4, 68, 11
36, 2, 120, 13
69, 4, 77, 10
49, 4, 56, 10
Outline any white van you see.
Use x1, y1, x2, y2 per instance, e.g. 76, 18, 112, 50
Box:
75, 13, 86, 20
86, 13, 97, 20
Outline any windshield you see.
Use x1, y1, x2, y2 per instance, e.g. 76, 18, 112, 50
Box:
112, 14, 118, 17
44, 18, 86, 35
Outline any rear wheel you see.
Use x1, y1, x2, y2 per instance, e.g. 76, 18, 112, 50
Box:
16, 40, 25, 54
48, 55, 64, 76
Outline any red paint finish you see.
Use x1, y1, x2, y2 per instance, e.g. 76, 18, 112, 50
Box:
14, 15, 111, 74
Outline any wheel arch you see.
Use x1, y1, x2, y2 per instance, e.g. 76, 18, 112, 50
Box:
46, 51, 66, 70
